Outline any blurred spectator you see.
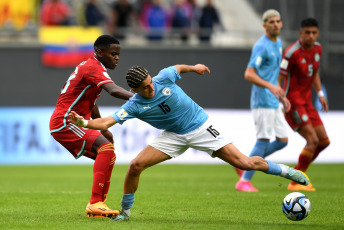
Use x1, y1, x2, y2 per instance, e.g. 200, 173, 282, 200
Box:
140, 0, 169, 41
187, 0, 201, 32
83, 0, 105, 26
40, 0, 71, 26
109, 0, 137, 40
170, 0, 193, 42
198, 0, 221, 42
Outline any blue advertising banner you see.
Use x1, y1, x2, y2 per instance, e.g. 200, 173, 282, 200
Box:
0, 107, 343, 165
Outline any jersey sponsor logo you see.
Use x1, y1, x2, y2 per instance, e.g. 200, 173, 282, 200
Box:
255, 56, 262, 66
162, 87, 171, 96
116, 108, 128, 120
280, 58, 289, 69
315, 53, 320, 62
103, 72, 111, 79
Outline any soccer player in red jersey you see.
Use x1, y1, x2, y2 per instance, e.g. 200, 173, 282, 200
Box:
278, 18, 330, 191
49, 35, 133, 217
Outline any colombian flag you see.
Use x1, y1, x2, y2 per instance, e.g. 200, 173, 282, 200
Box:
39, 26, 102, 68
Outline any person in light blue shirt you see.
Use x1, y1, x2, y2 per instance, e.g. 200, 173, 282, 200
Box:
68, 64, 309, 221
235, 9, 291, 192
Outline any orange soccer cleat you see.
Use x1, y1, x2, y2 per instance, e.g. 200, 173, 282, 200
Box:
288, 182, 316, 191
85, 202, 120, 218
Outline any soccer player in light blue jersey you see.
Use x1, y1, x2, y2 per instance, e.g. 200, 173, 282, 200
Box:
235, 9, 291, 192
68, 64, 309, 221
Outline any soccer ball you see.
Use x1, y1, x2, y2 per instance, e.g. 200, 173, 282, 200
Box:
282, 192, 311, 221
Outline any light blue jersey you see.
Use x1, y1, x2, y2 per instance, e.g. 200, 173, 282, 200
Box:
247, 34, 282, 109
112, 66, 208, 134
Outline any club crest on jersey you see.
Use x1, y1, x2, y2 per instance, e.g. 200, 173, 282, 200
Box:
116, 108, 128, 120
315, 53, 320, 62
162, 87, 171, 96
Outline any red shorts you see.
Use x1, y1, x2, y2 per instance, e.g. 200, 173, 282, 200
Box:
285, 103, 323, 131
51, 124, 101, 159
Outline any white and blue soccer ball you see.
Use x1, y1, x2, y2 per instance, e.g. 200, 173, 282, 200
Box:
282, 192, 311, 221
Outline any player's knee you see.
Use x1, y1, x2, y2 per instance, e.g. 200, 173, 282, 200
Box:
320, 137, 330, 148
128, 159, 145, 176
307, 135, 319, 149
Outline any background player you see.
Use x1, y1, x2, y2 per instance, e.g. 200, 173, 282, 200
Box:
235, 9, 290, 192
278, 18, 330, 191
49, 35, 133, 217
68, 64, 310, 221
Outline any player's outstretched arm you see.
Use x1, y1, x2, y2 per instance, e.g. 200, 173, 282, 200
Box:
102, 82, 134, 100
174, 64, 210, 75
68, 111, 117, 130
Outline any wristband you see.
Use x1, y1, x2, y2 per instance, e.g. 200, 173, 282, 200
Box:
76, 118, 88, 127
317, 90, 325, 98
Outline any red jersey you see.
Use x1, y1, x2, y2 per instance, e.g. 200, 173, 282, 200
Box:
50, 56, 114, 132
280, 39, 322, 105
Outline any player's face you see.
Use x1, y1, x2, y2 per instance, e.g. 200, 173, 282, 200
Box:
300, 26, 319, 49
98, 44, 120, 69
134, 75, 155, 98
264, 16, 282, 39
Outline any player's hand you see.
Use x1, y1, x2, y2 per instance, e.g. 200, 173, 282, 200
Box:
194, 64, 210, 75
101, 130, 114, 144
68, 111, 84, 125
319, 96, 329, 112
280, 96, 291, 113
270, 85, 285, 99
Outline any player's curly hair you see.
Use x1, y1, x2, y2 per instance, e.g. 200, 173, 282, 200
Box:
94, 35, 119, 51
126, 66, 149, 88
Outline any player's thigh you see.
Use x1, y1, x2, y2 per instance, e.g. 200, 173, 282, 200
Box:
188, 119, 232, 156
132, 145, 171, 170
51, 128, 101, 159
285, 105, 312, 131
150, 131, 189, 158
274, 106, 288, 139
297, 123, 318, 143
252, 108, 275, 139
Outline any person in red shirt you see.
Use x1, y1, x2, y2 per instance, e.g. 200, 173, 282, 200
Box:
50, 35, 133, 217
278, 18, 330, 191
40, 0, 71, 25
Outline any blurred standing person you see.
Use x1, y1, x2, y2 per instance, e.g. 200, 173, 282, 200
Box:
84, 0, 105, 26
198, 0, 221, 42
236, 9, 289, 192
279, 18, 330, 191
109, 0, 137, 40
40, 0, 71, 26
170, 0, 193, 42
49, 35, 133, 217
140, 0, 169, 41
187, 0, 201, 34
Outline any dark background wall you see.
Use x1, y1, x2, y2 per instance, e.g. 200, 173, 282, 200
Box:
1, 47, 343, 110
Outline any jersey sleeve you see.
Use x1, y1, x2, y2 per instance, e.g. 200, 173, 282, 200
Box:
154, 66, 181, 84
247, 43, 266, 69
85, 64, 114, 88
112, 101, 137, 124
279, 50, 294, 76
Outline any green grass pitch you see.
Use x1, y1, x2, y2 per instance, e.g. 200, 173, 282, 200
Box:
1, 164, 343, 230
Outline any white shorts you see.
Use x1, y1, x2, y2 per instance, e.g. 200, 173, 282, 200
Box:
252, 105, 288, 139
150, 119, 232, 158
